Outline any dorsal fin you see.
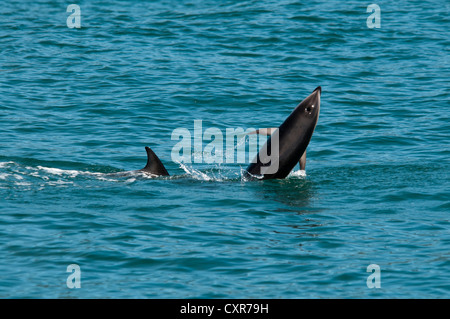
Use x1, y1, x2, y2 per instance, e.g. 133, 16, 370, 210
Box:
141, 146, 169, 176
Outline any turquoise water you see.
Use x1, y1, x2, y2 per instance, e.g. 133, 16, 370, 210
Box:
0, 0, 449, 298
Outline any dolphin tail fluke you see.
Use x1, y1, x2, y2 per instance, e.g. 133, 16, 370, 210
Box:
299, 150, 306, 171
142, 146, 170, 176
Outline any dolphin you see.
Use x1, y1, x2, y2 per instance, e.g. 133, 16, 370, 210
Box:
134, 86, 320, 179
244, 86, 321, 179
139, 146, 169, 176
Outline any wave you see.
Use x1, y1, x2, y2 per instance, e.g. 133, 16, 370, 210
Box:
0, 160, 307, 187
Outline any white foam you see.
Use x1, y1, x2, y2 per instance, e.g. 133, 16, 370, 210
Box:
288, 170, 307, 178
15, 181, 31, 186
47, 180, 73, 186
0, 161, 14, 168
178, 163, 212, 181
240, 168, 264, 181
37, 166, 80, 177
240, 168, 306, 180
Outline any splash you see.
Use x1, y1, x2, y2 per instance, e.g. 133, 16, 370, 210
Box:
178, 162, 213, 181
288, 170, 307, 178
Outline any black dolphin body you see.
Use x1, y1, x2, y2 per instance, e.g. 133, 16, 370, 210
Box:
244, 86, 321, 179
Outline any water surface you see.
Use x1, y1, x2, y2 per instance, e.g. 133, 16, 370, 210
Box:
0, 0, 449, 298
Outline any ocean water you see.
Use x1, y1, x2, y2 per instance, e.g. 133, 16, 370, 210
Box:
0, 0, 449, 298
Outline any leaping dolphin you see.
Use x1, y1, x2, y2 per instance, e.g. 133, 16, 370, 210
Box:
244, 86, 321, 179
